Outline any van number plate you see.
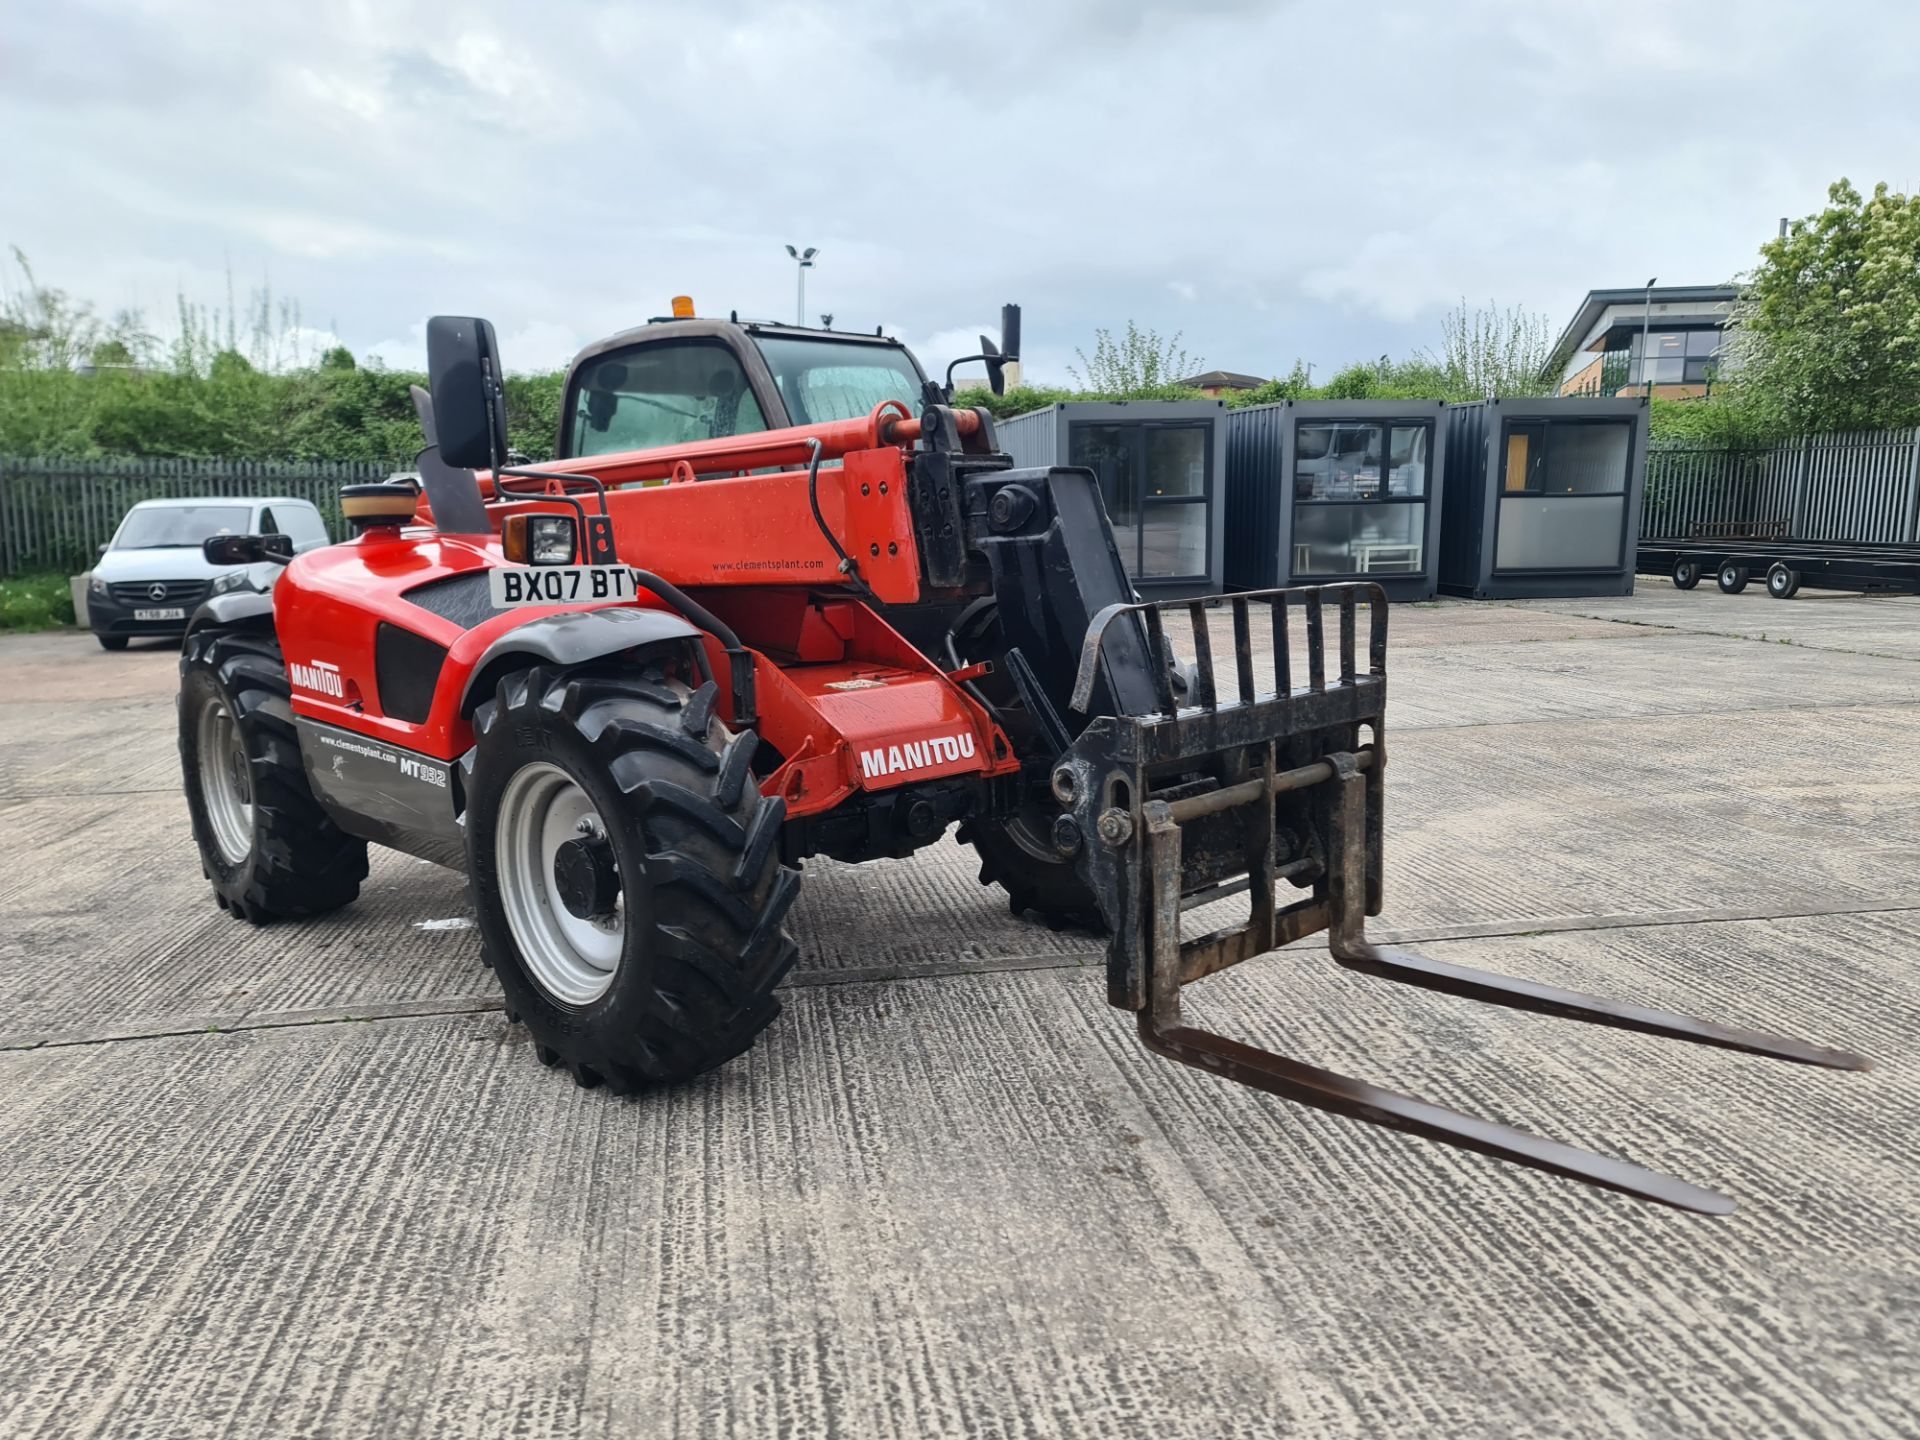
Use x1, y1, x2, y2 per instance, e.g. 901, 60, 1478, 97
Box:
488, 566, 639, 608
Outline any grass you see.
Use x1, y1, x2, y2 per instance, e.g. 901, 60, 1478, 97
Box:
0, 572, 78, 632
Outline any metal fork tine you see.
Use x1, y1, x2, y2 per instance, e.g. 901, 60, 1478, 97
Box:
1138, 1018, 1735, 1214
1331, 943, 1871, 1071
1305, 590, 1325, 691
1189, 602, 1217, 709
1232, 598, 1256, 703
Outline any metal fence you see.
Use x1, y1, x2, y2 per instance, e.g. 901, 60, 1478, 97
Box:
1642, 428, 1920, 543
0, 457, 394, 577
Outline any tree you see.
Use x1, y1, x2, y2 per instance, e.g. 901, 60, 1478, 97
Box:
1227, 361, 1316, 408
1433, 299, 1555, 399
321, 344, 357, 371
1728, 178, 1920, 436
1067, 320, 1201, 394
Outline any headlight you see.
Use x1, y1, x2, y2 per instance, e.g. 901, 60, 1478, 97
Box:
88, 575, 107, 596
502, 512, 579, 566
210, 571, 255, 596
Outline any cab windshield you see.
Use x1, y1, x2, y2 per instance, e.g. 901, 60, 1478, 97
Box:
752, 335, 923, 425
568, 333, 924, 457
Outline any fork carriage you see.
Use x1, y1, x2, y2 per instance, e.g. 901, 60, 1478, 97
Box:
1059, 583, 1867, 1214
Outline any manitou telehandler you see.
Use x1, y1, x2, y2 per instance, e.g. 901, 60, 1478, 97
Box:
177, 307, 1865, 1214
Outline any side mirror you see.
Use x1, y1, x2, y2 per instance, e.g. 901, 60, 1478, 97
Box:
96, 542, 109, 558
203, 533, 295, 567
426, 315, 509, 471
978, 336, 1006, 396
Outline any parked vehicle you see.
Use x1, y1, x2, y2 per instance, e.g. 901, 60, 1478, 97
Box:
1639, 532, 1920, 599
87, 497, 329, 649
173, 310, 1865, 1214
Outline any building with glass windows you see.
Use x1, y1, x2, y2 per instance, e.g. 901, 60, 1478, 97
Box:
996, 401, 1226, 596
1548, 285, 1739, 399
1438, 397, 1649, 599
1222, 400, 1446, 601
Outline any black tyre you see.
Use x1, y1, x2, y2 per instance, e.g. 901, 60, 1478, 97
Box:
946, 600, 1107, 931
1767, 563, 1801, 599
957, 812, 1104, 932
466, 661, 800, 1091
1671, 558, 1701, 590
97, 633, 129, 651
1716, 563, 1749, 594
179, 630, 370, 923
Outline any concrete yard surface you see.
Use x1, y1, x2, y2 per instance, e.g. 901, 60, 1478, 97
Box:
2, 582, 1918, 1438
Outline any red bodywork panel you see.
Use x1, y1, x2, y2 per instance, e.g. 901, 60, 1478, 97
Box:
411, 402, 983, 603
274, 477, 1014, 820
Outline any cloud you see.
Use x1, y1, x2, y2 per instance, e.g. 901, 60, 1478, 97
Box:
5, 0, 1918, 385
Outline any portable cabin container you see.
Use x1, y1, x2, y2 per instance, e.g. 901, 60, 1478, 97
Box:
996, 401, 1228, 596
1222, 400, 1446, 601
1439, 397, 1649, 599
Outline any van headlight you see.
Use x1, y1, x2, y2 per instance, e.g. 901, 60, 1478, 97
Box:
210, 570, 257, 596
89, 574, 107, 597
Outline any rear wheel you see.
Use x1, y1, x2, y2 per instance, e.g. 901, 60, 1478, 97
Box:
1767, 562, 1801, 599
179, 630, 369, 922
1717, 563, 1749, 594
1671, 559, 1701, 590
466, 660, 800, 1091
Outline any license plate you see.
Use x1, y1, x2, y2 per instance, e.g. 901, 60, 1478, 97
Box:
133, 607, 186, 621
488, 566, 639, 608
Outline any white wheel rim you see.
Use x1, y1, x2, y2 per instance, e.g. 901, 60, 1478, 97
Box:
197, 698, 253, 865
496, 762, 624, 1006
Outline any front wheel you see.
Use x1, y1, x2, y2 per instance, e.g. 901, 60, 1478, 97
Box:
1671, 558, 1701, 590
466, 660, 801, 1091
96, 633, 129, 651
1767, 563, 1802, 599
1717, 563, 1750, 594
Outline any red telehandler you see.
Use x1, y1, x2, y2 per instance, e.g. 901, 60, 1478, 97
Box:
177, 309, 1865, 1213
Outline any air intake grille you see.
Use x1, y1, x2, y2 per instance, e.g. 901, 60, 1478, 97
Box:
110, 579, 211, 605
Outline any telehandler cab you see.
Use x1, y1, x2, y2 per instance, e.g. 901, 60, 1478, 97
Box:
178, 308, 1865, 1214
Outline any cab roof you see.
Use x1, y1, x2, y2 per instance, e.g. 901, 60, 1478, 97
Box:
567, 316, 906, 374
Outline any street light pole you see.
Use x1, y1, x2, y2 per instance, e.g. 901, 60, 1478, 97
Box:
785, 245, 818, 326
1641, 275, 1657, 396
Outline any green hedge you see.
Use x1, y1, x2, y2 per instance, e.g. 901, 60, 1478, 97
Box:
0, 362, 564, 465
0, 572, 76, 632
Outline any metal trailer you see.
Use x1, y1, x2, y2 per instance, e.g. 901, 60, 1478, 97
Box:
1439, 397, 1650, 600
996, 400, 1228, 598
1637, 533, 1920, 599
1222, 400, 1446, 601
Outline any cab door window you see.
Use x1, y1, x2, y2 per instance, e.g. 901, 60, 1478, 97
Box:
571, 342, 768, 456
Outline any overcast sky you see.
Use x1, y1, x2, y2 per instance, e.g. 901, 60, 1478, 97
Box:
5, 0, 1918, 384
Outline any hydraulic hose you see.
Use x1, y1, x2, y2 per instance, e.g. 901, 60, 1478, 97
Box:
805, 437, 878, 603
